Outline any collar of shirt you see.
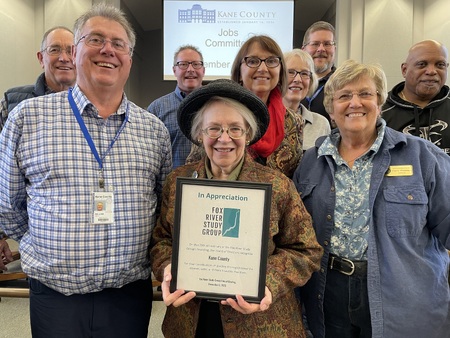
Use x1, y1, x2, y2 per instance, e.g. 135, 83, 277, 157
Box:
300, 104, 314, 125
175, 86, 187, 100
205, 155, 244, 181
70, 84, 129, 120
318, 118, 386, 164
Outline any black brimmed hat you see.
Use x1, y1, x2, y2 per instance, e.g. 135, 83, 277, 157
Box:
177, 79, 269, 146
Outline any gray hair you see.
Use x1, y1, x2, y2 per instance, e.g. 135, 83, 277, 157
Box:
190, 96, 258, 143
173, 45, 204, 65
283, 48, 318, 97
324, 59, 388, 114
40, 26, 73, 51
73, 3, 136, 53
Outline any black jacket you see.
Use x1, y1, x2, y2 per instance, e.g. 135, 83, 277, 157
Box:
382, 81, 450, 155
301, 67, 335, 125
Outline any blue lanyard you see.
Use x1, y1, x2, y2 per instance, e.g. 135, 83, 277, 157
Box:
68, 88, 129, 187
306, 85, 324, 107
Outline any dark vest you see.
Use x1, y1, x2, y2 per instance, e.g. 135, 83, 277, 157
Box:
4, 72, 47, 112
4, 85, 36, 112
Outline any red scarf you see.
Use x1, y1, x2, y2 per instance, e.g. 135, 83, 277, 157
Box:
250, 87, 285, 158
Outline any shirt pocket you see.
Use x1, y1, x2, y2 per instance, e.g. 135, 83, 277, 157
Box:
296, 183, 317, 211
296, 183, 317, 200
383, 186, 428, 237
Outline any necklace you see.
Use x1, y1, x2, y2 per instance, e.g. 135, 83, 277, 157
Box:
345, 150, 368, 165
398, 90, 430, 108
399, 90, 408, 101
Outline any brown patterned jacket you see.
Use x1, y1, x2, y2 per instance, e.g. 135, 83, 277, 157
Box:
150, 152, 323, 338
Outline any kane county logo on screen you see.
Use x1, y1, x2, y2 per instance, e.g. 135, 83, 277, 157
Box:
177, 4, 277, 23
202, 207, 240, 238
178, 4, 216, 23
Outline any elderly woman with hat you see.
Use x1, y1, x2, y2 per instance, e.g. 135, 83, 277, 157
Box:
150, 79, 323, 338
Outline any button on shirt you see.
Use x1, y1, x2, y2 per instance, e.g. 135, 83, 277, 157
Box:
0, 85, 172, 295
318, 121, 385, 260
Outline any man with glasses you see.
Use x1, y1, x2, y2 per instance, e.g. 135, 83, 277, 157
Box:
0, 26, 76, 266
0, 26, 76, 130
382, 40, 450, 155
301, 21, 337, 126
0, 4, 171, 337
148, 45, 205, 168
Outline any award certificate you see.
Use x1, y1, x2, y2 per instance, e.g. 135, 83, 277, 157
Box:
171, 177, 272, 303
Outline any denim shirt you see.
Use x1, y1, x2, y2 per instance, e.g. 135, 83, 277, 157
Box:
318, 122, 385, 260
293, 120, 450, 338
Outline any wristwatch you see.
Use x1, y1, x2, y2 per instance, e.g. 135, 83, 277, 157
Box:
0, 231, 7, 240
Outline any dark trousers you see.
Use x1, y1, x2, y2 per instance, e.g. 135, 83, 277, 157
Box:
195, 300, 224, 338
29, 277, 153, 338
324, 268, 371, 338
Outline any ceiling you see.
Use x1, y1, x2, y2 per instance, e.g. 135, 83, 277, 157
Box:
122, 0, 335, 33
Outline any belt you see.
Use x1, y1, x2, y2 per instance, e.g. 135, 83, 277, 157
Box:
328, 254, 367, 276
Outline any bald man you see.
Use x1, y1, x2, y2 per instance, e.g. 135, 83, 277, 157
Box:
382, 40, 450, 155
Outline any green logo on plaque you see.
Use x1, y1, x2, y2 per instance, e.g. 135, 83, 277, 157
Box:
222, 208, 240, 238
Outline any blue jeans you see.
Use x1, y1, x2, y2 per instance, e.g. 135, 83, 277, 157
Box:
323, 267, 371, 338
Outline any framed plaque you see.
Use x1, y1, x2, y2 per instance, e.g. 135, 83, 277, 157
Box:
171, 177, 272, 303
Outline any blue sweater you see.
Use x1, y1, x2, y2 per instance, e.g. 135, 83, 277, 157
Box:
293, 123, 450, 338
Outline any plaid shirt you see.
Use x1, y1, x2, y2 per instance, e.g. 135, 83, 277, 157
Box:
0, 85, 172, 295
147, 86, 192, 169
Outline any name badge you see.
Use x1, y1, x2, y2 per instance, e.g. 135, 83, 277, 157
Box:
91, 191, 115, 224
385, 165, 413, 177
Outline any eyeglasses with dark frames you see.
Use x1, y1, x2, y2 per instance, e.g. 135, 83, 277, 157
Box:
287, 69, 312, 79
242, 56, 281, 68
175, 61, 204, 70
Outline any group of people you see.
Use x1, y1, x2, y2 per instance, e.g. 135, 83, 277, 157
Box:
0, 3, 449, 338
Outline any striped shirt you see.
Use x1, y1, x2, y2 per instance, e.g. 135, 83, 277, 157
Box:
0, 85, 172, 295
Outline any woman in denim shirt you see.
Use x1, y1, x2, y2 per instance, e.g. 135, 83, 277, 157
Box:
293, 60, 450, 338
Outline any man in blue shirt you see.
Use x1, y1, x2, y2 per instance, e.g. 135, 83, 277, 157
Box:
148, 45, 205, 168
0, 4, 172, 338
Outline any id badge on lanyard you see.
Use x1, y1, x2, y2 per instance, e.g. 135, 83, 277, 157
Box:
91, 186, 115, 225
68, 88, 128, 225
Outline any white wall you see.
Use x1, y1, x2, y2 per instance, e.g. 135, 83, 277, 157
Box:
335, 0, 450, 90
0, 0, 91, 95
0, 0, 41, 92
